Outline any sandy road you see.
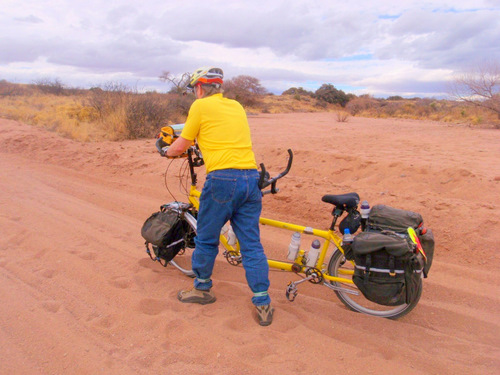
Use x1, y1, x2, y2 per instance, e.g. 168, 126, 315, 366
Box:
1, 117, 499, 374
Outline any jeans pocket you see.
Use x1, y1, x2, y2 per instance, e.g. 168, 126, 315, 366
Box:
210, 176, 237, 204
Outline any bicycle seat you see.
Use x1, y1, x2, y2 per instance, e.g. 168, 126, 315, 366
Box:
322, 192, 360, 209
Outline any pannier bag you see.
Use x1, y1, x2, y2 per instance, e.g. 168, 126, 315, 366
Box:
366, 205, 423, 233
352, 231, 424, 306
141, 206, 189, 264
367, 205, 434, 277
159, 124, 185, 146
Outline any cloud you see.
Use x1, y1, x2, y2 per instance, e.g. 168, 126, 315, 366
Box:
0, 0, 499, 97
376, 9, 500, 69
14, 14, 43, 23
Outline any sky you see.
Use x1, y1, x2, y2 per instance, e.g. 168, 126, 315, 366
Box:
1, 0, 499, 98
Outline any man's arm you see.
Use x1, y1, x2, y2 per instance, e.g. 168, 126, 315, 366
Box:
166, 136, 192, 157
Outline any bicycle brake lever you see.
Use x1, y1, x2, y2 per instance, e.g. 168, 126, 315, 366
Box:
262, 188, 279, 195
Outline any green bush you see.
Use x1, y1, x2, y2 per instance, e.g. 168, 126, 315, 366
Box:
314, 84, 350, 107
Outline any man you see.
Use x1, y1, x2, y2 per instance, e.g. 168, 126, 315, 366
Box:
163, 67, 273, 326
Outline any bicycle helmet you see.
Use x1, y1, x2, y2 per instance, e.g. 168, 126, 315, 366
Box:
187, 66, 224, 88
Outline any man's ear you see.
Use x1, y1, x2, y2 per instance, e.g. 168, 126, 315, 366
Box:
196, 85, 204, 98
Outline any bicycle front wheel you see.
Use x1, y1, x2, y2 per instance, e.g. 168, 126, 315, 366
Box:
327, 250, 422, 319
168, 212, 197, 277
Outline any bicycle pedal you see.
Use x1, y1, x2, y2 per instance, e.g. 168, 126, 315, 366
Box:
286, 281, 298, 302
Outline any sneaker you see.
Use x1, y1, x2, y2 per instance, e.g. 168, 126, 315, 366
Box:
177, 288, 216, 305
255, 304, 274, 326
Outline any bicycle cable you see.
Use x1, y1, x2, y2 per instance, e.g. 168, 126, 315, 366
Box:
179, 158, 191, 197
163, 158, 179, 202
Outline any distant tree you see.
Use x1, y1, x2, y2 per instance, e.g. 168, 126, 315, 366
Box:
387, 95, 404, 100
32, 78, 65, 95
450, 62, 500, 118
282, 87, 314, 96
224, 75, 267, 106
159, 71, 191, 94
314, 84, 350, 107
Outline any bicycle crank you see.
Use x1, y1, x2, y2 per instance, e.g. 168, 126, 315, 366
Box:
223, 250, 242, 266
285, 275, 316, 302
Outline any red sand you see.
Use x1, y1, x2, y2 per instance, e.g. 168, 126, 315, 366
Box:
1, 114, 499, 374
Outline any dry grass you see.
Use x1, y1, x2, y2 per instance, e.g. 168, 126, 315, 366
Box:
0, 92, 101, 141
346, 96, 499, 127
0, 82, 190, 141
0, 81, 498, 142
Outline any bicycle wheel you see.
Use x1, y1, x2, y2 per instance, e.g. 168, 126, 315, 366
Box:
168, 212, 197, 277
327, 250, 422, 319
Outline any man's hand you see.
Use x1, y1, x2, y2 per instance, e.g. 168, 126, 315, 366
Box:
160, 146, 187, 159
157, 136, 191, 158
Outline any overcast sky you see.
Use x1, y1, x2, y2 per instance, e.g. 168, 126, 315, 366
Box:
1, 0, 499, 98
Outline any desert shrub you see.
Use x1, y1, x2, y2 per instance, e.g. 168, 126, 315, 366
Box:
165, 93, 195, 119
346, 95, 380, 115
381, 101, 400, 116
336, 111, 350, 122
314, 100, 328, 109
87, 82, 131, 119
32, 78, 66, 95
0, 80, 27, 96
125, 93, 171, 139
282, 87, 314, 97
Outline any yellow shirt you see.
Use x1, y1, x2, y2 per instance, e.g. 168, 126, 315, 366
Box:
181, 93, 257, 173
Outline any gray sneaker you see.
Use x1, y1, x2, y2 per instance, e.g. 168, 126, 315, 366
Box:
256, 304, 274, 326
177, 288, 216, 305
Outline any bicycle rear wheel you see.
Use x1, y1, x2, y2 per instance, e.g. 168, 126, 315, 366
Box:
168, 212, 196, 277
327, 250, 422, 319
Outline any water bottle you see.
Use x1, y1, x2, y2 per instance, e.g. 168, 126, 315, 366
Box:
220, 223, 230, 236
306, 239, 321, 267
227, 226, 237, 246
287, 232, 301, 261
360, 200, 370, 230
342, 228, 354, 247
360, 200, 371, 219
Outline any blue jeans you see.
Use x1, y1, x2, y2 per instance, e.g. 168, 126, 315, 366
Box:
192, 169, 271, 306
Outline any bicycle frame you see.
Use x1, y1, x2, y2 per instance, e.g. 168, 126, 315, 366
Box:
186, 181, 354, 285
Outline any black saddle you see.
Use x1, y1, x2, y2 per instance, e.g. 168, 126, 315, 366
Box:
322, 192, 360, 209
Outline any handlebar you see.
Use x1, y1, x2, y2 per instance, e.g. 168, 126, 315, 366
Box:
258, 149, 293, 194
158, 138, 292, 194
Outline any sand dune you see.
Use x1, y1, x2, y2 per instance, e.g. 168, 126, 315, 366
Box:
1, 115, 499, 375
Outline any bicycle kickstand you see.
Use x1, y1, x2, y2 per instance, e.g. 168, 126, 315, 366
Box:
285, 275, 316, 302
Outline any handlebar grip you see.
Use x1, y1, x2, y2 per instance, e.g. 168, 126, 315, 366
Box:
155, 138, 164, 154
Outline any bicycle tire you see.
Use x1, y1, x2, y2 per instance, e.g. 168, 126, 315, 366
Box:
327, 250, 422, 319
168, 212, 197, 277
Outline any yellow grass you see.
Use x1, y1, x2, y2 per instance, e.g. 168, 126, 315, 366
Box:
0, 84, 497, 142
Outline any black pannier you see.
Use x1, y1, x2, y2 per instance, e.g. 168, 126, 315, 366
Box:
367, 205, 434, 277
352, 231, 424, 306
366, 204, 423, 233
141, 206, 189, 263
